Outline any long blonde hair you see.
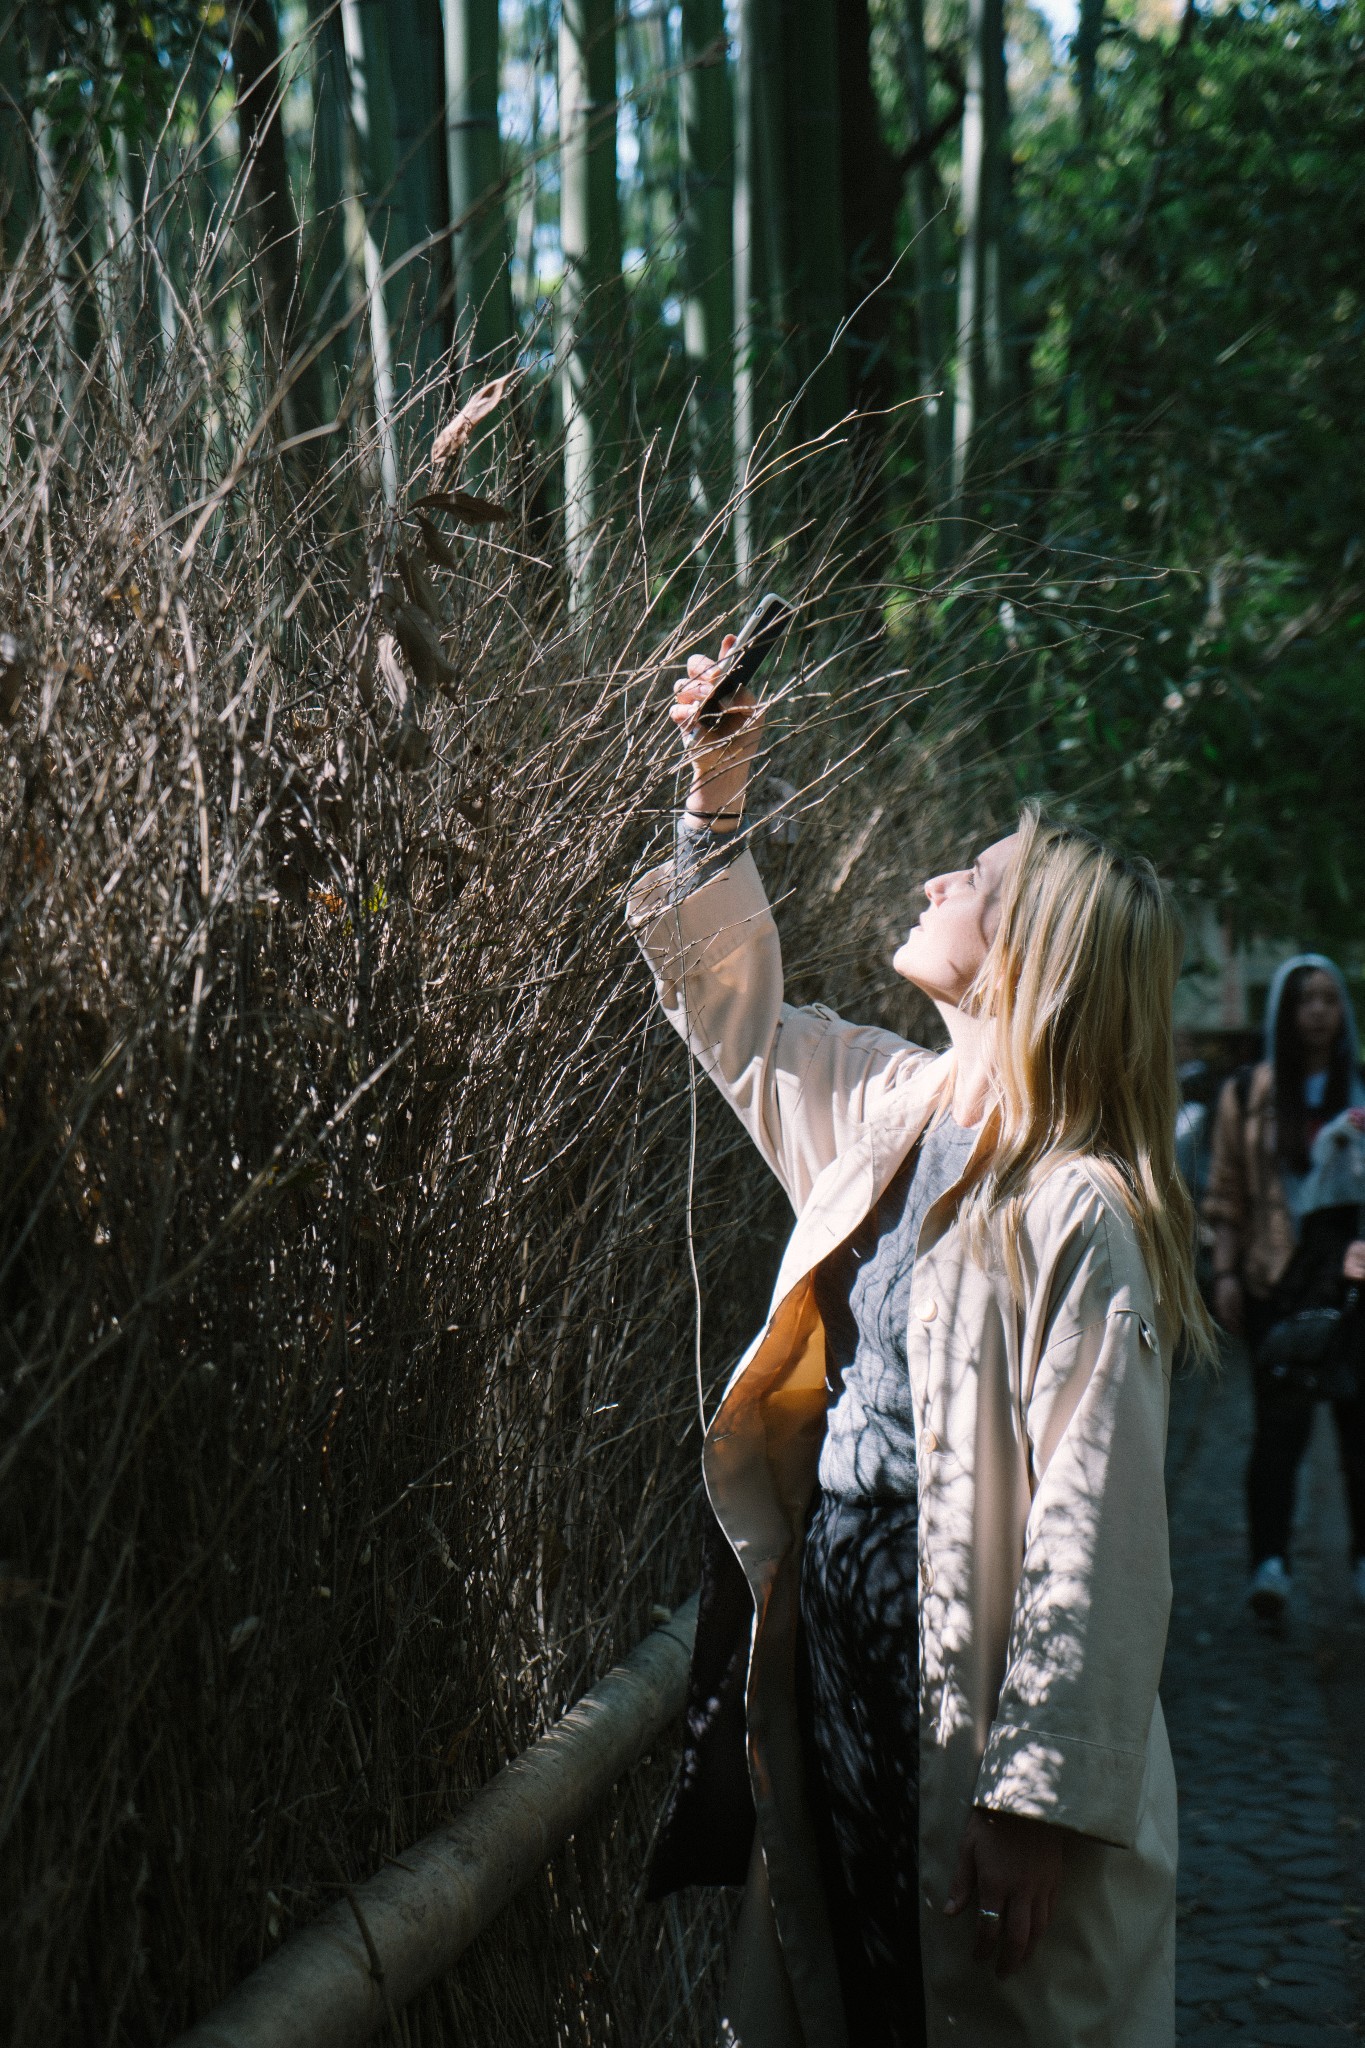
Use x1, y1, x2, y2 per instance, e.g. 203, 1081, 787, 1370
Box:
962, 806, 1215, 1362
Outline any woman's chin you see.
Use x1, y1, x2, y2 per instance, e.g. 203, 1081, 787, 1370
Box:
892, 941, 925, 987
893, 944, 965, 1005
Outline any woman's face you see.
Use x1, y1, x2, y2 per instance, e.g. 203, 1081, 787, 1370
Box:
893, 835, 1019, 1004
1294, 969, 1342, 1059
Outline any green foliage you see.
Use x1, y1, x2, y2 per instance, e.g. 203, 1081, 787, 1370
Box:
1008, 0, 1365, 942
22, 3, 228, 156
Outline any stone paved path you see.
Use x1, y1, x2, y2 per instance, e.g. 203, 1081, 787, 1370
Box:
1164, 1354, 1365, 2043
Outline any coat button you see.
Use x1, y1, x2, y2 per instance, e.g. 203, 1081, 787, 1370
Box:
922, 1429, 939, 1453
920, 1557, 934, 1591
915, 1299, 938, 1322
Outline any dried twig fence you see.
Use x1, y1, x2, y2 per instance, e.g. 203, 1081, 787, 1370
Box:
0, 83, 1006, 2046
178, 1596, 699, 2048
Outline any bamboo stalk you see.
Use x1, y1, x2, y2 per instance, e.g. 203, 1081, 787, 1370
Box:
444, 0, 515, 364
175, 1594, 700, 2048
679, 0, 732, 522
559, 0, 627, 607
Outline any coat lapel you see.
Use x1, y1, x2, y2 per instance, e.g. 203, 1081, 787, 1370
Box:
769, 1051, 953, 1306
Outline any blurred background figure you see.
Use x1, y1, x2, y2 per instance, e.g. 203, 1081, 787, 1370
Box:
1204, 956, 1365, 1622
1174, 1029, 1216, 1204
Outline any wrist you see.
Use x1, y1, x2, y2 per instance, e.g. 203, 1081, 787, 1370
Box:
686, 759, 751, 816
685, 777, 746, 821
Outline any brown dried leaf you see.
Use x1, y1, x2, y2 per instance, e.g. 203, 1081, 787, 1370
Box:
375, 634, 437, 769
102, 580, 144, 618
413, 489, 513, 527
387, 718, 433, 773
431, 373, 516, 467
376, 633, 412, 715
415, 514, 460, 573
398, 545, 444, 626
352, 623, 378, 713
390, 601, 457, 693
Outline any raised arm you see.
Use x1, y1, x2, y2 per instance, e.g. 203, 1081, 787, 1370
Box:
626, 641, 931, 1213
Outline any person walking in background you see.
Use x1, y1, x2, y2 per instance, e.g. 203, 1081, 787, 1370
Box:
1204, 955, 1365, 1619
1173, 1031, 1216, 1211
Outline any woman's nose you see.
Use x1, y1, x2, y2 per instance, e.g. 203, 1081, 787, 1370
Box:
923, 873, 948, 905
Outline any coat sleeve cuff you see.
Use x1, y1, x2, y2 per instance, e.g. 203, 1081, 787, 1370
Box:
626, 848, 773, 982
973, 1720, 1145, 1851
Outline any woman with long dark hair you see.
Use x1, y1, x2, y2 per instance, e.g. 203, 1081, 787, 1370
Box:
1205, 956, 1365, 1618
630, 649, 1212, 2048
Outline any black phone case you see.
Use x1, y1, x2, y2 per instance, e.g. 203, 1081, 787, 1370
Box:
696, 593, 795, 721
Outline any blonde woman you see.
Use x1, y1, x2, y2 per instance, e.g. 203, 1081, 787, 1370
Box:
630, 650, 1212, 2048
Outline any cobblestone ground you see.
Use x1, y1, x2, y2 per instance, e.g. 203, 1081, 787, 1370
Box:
1164, 1353, 1365, 2044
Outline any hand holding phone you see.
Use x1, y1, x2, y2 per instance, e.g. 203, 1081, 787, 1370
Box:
694, 592, 796, 724
670, 594, 795, 823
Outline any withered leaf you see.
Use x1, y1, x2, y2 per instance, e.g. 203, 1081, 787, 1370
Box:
357, 637, 434, 770
390, 602, 457, 692
387, 718, 433, 773
376, 633, 412, 715
416, 514, 460, 573
413, 489, 513, 526
431, 373, 516, 466
397, 545, 444, 626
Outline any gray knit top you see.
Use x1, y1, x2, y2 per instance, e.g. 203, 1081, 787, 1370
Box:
813, 1116, 976, 1502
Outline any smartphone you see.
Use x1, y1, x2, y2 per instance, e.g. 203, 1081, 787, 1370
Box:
695, 592, 796, 724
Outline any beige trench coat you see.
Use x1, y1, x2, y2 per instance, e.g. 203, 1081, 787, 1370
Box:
629, 849, 1177, 2048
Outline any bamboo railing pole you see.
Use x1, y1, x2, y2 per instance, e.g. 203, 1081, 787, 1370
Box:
177, 1593, 701, 2048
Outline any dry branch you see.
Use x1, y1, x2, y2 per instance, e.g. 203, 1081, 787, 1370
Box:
0, 100, 990, 2048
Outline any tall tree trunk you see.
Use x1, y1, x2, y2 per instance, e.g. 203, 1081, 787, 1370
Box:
732, 0, 786, 581
512, 5, 548, 314
559, 0, 625, 604
24, 4, 77, 424
90, 8, 137, 395
679, 0, 732, 522
383, 0, 451, 397
0, 9, 36, 269
139, 101, 188, 378
306, 1, 356, 423
897, 0, 950, 509
443, 0, 513, 368
1073, 0, 1105, 135
340, 0, 450, 490
339, 0, 401, 497
835, 0, 902, 426
786, 0, 846, 440
732, 0, 756, 581
232, 0, 326, 447
948, 0, 1011, 550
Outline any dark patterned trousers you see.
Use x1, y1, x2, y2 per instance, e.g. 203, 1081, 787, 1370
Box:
797, 1489, 927, 2048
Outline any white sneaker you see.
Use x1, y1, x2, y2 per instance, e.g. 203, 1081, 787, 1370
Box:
1353, 1559, 1365, 1610
1248, 1556, 1291, 1620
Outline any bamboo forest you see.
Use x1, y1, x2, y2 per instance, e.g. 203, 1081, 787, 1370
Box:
2, 1, 1363, 2043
